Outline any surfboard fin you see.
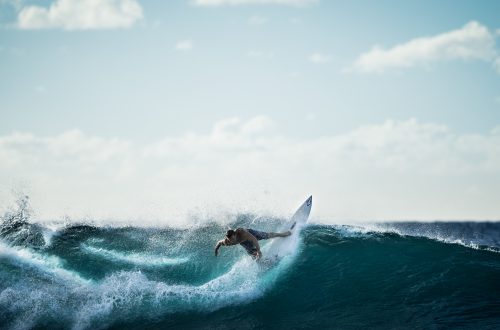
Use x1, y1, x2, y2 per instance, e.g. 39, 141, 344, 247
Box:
290, 222, 296, 230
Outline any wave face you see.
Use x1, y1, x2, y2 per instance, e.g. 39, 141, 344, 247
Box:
1, 214, 500, 329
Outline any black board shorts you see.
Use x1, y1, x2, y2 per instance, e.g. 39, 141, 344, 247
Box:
239, 228, 270, 254
247, 228, 270, 240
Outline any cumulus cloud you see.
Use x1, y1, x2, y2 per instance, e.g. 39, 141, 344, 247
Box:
309, 52, 331, 64
192, 0, 318, 7
175, 40, 194, 51
1, 117, 500, 221
351, 21, 497, 73
17, 0, 143, 30
0, 129, 131, 166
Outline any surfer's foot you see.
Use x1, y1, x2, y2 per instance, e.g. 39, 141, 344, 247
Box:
268, 231, 291, 238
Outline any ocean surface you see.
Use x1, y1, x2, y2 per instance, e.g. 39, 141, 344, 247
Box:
1, 201, 500, 329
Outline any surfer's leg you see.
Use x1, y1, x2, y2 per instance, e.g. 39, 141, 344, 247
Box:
249, 228, 290, 240
248, 229, 271, 240
267, 231, 291, 238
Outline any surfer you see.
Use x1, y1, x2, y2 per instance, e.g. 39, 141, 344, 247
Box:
214, 228, 291, 259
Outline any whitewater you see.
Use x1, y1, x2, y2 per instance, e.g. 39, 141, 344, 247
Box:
1, 198, 499, 329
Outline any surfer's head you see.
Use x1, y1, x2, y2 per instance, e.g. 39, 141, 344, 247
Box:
226, 229, 236, 239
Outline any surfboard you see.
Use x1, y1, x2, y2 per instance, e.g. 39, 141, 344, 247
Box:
263, 195, 312, 261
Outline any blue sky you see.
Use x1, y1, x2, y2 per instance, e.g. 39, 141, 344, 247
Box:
1, 0, 499, 222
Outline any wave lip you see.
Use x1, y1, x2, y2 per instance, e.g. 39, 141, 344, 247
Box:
366, 221, 500, 251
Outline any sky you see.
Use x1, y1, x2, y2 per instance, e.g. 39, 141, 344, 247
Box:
1, 0, 500, 223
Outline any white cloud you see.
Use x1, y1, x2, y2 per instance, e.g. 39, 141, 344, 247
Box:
248, 15, 268, 25
17, 0, 143, 30
175, 40, 194, 51
2, 117, 500, 222
0, 129, 131, 166
192, 0, 318, 7
309, 52, 331, 64
240, 115, 274, 133
351, 21, 497, 73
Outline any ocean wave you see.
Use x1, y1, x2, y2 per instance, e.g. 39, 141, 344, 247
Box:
1, 202, 500, 329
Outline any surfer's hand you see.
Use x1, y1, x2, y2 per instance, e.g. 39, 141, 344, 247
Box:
253, 250, 262, 260
215, 242, 222, 256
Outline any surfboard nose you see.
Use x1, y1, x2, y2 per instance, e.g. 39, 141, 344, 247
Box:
306, 195, 312, 207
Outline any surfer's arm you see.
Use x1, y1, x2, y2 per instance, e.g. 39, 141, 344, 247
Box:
214, 240, 224, 256
214, 238, 235, 256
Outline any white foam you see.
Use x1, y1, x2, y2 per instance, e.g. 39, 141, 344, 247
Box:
57, 257, 266, 329
80, 244, 189, 266
40, 224, 61, 247
0, 241, 89, 283
0, 237, 300, 329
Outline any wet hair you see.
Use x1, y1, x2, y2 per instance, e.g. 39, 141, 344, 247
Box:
226, 229, 236, 238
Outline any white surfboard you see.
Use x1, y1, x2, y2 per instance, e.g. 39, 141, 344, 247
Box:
263, 195, 312, 260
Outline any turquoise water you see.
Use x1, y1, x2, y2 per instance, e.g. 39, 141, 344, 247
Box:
1, 206, 500, 329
